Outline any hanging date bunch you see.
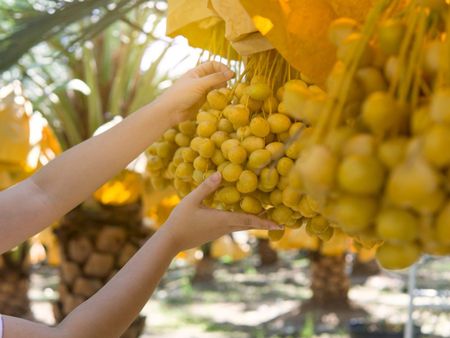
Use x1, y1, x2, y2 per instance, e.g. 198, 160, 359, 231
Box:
146, 49, 330, 241
286, 0, 450, 270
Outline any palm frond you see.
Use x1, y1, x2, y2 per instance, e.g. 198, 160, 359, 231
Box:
82, 43, 103, 135
0, 0, 165, 73
1, 0, 108, 72
29, 3, 182, 150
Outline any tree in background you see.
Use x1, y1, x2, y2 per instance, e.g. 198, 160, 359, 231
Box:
0, 82, 59, 318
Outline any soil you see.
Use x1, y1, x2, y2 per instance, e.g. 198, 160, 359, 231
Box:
28, 252, 450, 338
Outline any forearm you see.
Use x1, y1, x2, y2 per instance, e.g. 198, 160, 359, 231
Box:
32, 100, 172, 213
0, 61, 232, 254
59, 227, 176, 338
3, 228, 176, 338
0, 100, 173, 253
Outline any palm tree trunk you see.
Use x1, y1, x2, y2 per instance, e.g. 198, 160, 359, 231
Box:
193, 244, 215, 283
351, 258, 380, 277
0, 242, 32, 318
53, 199, 152, 338
309, 251, 350, 307
257, 238, 278, 266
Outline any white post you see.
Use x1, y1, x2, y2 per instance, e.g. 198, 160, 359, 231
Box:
404, 263, 417, 338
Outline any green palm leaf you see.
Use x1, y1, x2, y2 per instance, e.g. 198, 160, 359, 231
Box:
30, 3, 182, 151
0, 0, 165, 73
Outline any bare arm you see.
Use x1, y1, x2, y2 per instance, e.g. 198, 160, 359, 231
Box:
0, 61, 234, 254
3, 173, 281, 338
0, 100, 172, 254
4, 225, 175, 338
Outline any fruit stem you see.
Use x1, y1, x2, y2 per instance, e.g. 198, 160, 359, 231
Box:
390, 6, 417, 100
317, 0, 392, 143
400, 8, 428, 105
410, 9, 430, 110
438, 7, 450, 88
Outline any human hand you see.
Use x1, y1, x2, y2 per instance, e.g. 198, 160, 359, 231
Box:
156, 61, 234, 126
160, 172, 282, 252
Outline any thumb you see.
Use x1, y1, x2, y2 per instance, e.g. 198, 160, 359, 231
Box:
187, 172, 222, 205
199, 71, 234, 91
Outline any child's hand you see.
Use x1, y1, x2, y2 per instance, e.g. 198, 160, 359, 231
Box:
160, 172, 282, 253
157, 61, 234, 126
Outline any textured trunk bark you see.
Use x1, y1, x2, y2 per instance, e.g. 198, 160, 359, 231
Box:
351, 258, 380, 277
257, 238, 278, 266
309, 251, 350, 307
193, 244, 215, 283
0, 243, 32, 318
53, 200, 152, 338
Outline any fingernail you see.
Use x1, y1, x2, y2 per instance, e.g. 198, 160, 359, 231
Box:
223, 70, 234, 78
269, 223, 283, 230
209, 171, 221, 183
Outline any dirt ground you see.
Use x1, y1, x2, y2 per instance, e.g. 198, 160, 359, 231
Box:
29, 252, 450, 338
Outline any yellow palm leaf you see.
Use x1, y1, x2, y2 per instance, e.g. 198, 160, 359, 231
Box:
167, 0, 239, 58
0, 83, 31, 166
238, 0, 376, 85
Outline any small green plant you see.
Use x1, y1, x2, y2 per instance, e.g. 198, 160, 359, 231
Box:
180, 276, 193, 298
245, 266, 258, 275
299, 313, 315, 338
254, 328, 265, 338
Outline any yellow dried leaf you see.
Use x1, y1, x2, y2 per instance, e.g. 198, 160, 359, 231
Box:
355, 245, 377, 263
239, 0, 376, 85
40, 124, 62, 156
329, 0, 377, 21
143, 187, 179, 227
210, 0, 273, 55
211, 235, 234, 258
249, 229, 269, 239
167, 0, 238, 58
252, 15, 274, 36
0, 83, 31, 166
210, 0, 256, 41
93, 169, 142, 206
320, 229, 350, 256
270, 226, 320, 251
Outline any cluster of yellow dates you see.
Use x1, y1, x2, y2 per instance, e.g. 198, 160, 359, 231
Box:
146, 51, 352, 258
150, 0, 450, 269
286, 0, 450, 269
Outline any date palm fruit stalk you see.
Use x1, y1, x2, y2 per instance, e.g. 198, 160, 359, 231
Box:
286, 0, 450, 270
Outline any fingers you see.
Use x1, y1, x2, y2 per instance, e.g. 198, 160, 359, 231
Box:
186, 172, 222, 205
197, 71, 234, 91
190, 61, 232, 77
210, 80, 229, 91
220, 211, 282, 231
